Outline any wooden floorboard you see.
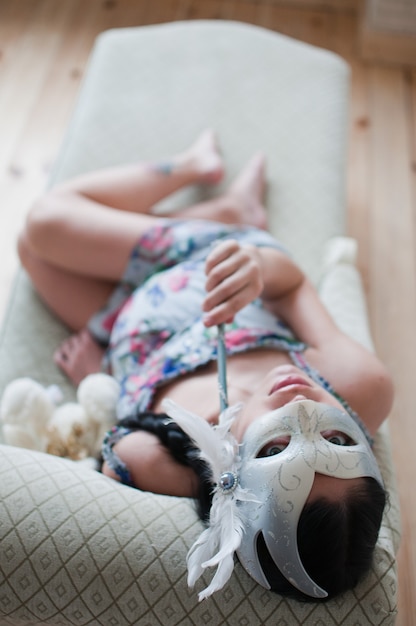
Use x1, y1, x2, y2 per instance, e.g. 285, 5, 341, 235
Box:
0, 1, 415, 623
366, 66, 416, 624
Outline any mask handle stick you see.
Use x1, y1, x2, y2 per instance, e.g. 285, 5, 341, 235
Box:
217, 324, 228, 412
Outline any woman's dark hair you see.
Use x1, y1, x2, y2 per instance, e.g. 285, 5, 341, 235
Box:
257, 476, 387, 601
121, 411, 386, 600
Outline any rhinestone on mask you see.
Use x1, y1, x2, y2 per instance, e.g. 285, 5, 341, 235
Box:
218, 471, 238, 493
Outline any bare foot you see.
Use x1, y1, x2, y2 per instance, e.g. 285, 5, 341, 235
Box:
54, 329, 105, 386
180, 129, 225, 184
227, 152, 268, 230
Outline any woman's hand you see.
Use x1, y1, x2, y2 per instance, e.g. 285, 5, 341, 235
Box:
202, 239, 263, 327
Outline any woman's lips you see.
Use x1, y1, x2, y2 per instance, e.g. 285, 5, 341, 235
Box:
269, 375, 312, 395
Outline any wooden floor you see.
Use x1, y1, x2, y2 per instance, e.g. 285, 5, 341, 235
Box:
0, 0, 415, 623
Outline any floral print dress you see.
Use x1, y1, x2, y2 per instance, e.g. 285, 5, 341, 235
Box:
88, 219, 306, 420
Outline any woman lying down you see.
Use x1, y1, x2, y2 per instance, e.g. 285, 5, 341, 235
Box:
18, 131, 393, 601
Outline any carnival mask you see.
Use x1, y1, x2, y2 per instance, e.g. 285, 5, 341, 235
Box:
162, 398, 383, 601
236, 399, 383, 598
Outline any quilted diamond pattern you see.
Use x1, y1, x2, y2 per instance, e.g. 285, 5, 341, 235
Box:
0, 440, 398, 625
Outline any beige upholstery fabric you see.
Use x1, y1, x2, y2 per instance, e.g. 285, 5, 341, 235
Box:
0, 21, 399, 625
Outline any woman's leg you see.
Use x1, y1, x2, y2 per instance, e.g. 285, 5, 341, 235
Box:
22, 132, 241, 279
42, 150, 265, 280
52, 129, 224, 215
18, 235, 114, 330
23, 130, 225, 281
21, 150, 267, 324
19, 137, 267, 384
19, 131, 223, 330
173, 152, 267, 230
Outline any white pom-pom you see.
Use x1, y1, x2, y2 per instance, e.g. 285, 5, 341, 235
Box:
77, 373, 120, 426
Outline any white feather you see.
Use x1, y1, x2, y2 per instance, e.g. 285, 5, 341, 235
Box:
162, 397, 256, 601
162, 398, 242, 480
162, 399, 222, 467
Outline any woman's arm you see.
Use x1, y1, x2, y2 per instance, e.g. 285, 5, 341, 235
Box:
203, 240, 394, 432
203, 239, 343, 348
270, 275, 394, 431
102, 430, 198, 497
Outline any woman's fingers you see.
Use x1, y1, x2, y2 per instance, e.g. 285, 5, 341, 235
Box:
203, 286, 252, 326
204, 264, 256, 311
203, 240, 263, 326
204, 239, 240, 288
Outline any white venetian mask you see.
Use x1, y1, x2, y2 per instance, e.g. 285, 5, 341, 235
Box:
162, 398, 383, 601
236, 399, 383, 598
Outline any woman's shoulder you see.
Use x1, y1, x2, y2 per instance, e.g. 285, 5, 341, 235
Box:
305, 335, 394, 434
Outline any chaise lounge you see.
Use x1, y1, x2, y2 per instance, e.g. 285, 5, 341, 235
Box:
0, 20, 400, 625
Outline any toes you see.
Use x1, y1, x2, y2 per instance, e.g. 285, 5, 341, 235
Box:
53, 342, 72, 368
53, 334, 80, 375
201, 164, 225, 185
53, 349, 64, 366
52, 330, 105, 387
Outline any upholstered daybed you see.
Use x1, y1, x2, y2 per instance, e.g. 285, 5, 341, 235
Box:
0, 21, 400, 625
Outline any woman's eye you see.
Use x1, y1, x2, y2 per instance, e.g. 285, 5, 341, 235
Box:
321, 430, 355, 446
264, 444, 286, 456
257, 437, 290, 457
328, 434, 347, 445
